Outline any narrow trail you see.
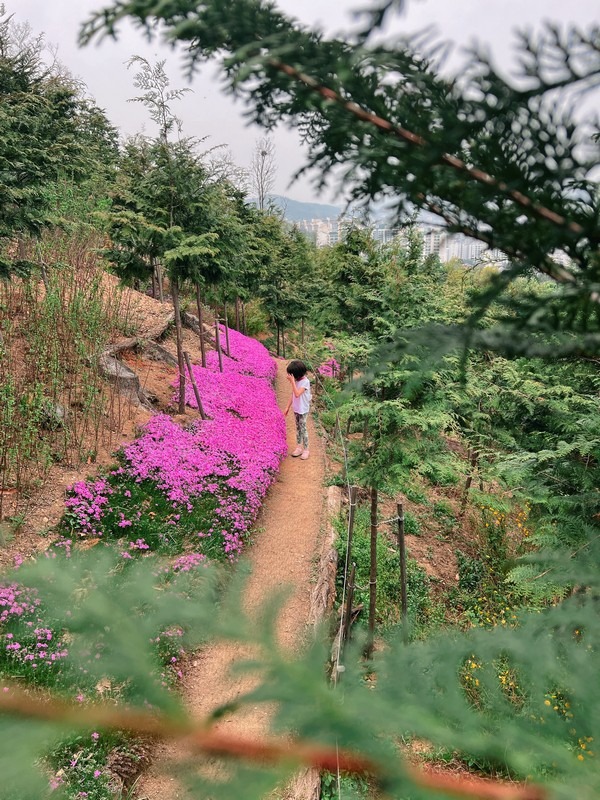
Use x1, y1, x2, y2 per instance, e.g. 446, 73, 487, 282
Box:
137, 359, 326, 799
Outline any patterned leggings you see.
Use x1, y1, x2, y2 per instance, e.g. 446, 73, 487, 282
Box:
294, 412, 309, 448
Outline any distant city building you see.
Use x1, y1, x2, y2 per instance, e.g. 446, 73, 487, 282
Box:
296, 217, 349, 247
295, 217, 513, 266
372, 227, 401, 245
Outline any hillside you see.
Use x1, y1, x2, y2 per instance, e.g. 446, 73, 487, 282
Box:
266, 195, 342, 221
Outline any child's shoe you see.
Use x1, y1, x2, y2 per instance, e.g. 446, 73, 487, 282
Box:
291, 446, 303, 457
300, 449, 310, 460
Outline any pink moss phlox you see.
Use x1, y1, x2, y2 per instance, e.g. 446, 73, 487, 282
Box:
64, 328, 286, 561
317, 357, 340, 377
205, 326, 276, 381
171, 553, 207, 572
64, 478, 113, 536
0, 583, 67, 668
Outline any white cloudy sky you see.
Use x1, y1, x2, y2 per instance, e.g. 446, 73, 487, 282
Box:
7, 0, 599, 203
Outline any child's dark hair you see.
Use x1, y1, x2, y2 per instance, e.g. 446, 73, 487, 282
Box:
286, 359, 308, 380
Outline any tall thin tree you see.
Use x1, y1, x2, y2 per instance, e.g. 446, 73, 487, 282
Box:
250, 136, 276, 211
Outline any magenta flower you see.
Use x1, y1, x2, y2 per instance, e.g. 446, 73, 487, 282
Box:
317, 357, 340, 377
62, 328, 287, 562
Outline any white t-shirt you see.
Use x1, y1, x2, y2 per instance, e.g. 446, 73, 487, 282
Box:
292, 376, 311, 415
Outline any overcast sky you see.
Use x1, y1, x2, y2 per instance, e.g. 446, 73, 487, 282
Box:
7, 0, 599, 203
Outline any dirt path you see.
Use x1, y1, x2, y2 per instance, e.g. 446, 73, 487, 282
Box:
137, 359, 326, 799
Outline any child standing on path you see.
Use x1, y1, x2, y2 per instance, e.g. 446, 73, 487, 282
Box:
284, 360, 312, 460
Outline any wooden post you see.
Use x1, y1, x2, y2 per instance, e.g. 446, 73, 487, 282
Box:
184, 352, 207, 420
396, 503, 408, 626
170, 277, 186, 415
195, 285, 207, 368
214, 318, 224, 373
343, 486, 357, 587
341, 563, 356, 646
366, 487, 378, 659
460, 447, 480, 517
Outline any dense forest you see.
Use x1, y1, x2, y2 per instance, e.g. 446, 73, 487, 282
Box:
1, 2, 600, 800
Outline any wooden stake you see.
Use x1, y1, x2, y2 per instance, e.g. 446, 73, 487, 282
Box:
396, 503, 408, 627
215, 318, 224, 373
184, 352, 207, 420
341, 563, 356, 646
460, 448, 480, 517
344, 486, 357, 588
171, 277, 186, 414
366, 487, 378, 659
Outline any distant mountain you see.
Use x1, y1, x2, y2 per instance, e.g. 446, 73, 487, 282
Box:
266, 195, 342, 222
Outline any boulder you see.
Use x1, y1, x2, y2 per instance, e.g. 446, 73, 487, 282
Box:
40, 400, 68, 430
142, 342, 178, 367
98, 353, 151, 408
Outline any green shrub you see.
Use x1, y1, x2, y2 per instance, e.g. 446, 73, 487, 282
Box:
242, 299, 269, 337
321, 770, 369, 799
403, 510, 421, 536
456, 549, 484, 592
336, 508, 431, 628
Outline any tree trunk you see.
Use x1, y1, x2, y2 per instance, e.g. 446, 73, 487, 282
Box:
241, 302, 246, 335
235, 297, 240, 331
276, 325, 281, 357
282, 328, 286, 359
301, 317, 305, 345
196, 285, 207, 368
157, 262, 165, 303
171, 277, 186, 414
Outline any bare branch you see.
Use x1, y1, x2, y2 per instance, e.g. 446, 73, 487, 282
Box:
0, 684, 546, 800
268, 58, 588, 238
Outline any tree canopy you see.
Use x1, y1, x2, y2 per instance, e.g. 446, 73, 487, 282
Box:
81, 1, 599, 356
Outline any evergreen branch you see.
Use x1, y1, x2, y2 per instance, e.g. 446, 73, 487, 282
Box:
268, 57, 588, 239
0, 684, 546, 799
420, 196, 584, 290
